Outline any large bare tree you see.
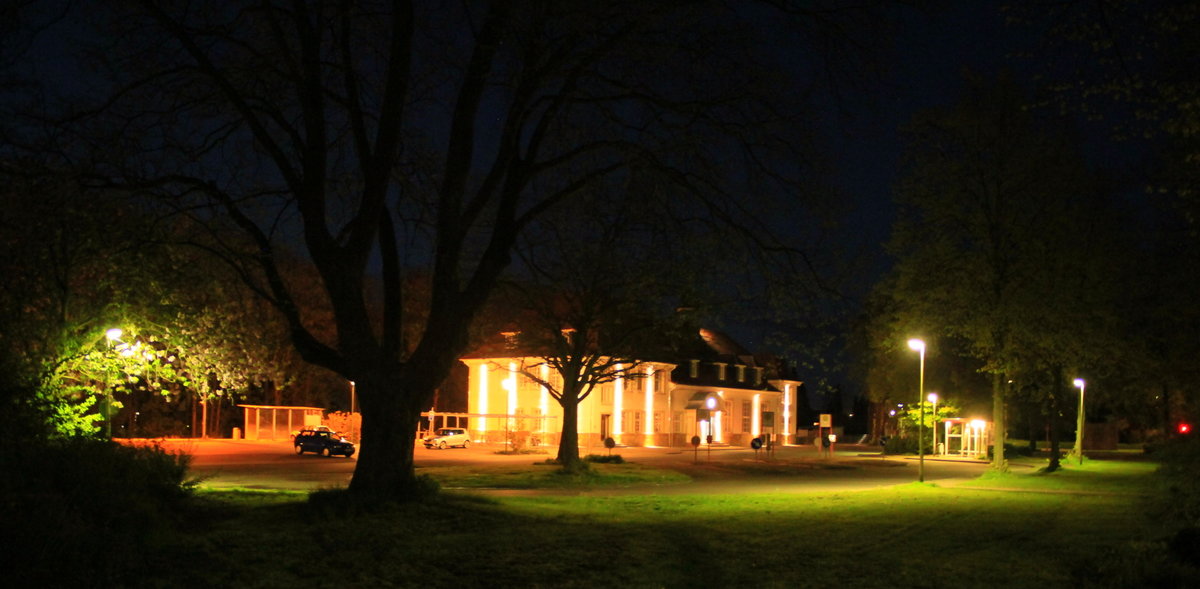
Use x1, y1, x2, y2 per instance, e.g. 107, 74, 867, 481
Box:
12, 1, 888, 499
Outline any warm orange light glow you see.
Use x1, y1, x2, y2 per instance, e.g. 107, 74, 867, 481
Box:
783, 384, 792, 440
644, 366, 654, 437
539, 363, 549, 434
613, 363, 624, 436
752, 393, 761, 437
477, 364, 489, 431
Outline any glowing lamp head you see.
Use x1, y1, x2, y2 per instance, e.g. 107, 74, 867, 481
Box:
927, 392, 939, 403
907, 338, 925, 352
1179, 423, 1192, 435
1073, 378, 1085, 388
705, 396, 718, 410
105, 328, 123, 342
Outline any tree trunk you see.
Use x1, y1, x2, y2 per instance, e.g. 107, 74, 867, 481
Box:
1047, 366, 1063, 471
991, 372, 1007, 471
557, 396, 583, 470
347, 375, 422, 499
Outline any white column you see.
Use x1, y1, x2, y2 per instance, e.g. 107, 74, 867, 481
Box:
539, 363, 549, 435
783, 384, 792, 443
752, 393, 761, 437
477, 364, 489, 431
644, 366, 655, 438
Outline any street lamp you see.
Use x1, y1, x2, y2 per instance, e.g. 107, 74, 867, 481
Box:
908, 338, 926, 483
1072, 378, 1086, 465
104, 328, 124, 439
927, 392, 939, 455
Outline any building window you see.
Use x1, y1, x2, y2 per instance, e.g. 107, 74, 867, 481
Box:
742, 400, 752, 433
724, 400, 733, 433
715, 363, 727, 381
689, 359, 699, 378
736, 365, 745, 382
754, 367, 764, 386
632, 411, 642, 434
654, 411, 663, 433
601, 384, 613, 404
673, 412, 683, 433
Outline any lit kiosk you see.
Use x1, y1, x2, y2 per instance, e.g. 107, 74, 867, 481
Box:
939, 418, 992, 458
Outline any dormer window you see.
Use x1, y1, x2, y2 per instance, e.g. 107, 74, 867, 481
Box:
714, 362, 727, 381
736, 365, 746, 383
689, 359, 699, 378
501, 331, 519, 350
753, 366, 763, 386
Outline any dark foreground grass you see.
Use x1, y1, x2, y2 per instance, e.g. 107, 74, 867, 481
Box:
417, 461, 691, 489
127, 461, 1197, 589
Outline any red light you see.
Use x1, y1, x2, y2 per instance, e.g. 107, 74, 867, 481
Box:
1179, 423, 1192, 435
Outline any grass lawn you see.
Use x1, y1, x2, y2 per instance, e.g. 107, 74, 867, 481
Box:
125, 458, 1195, 588
417, 461, 692, 489
956, 457, 1160, 494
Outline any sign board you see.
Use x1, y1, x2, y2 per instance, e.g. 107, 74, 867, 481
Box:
819, 413, 832, 427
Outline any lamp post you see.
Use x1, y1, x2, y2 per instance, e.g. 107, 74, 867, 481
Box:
908, 338, 926, 483
1072, 378, 1086, 465
927, 392, 939, 455
104, 328, 124, 439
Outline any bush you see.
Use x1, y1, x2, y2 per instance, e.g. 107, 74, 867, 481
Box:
2, 438, 196, 586
883, 436, 931, 456
986, 443, 1033, 459
584, 454, 625, 464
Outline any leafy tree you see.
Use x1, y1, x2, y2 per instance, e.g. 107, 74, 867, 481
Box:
9, 2, 889, 499
882, 73, 1115, 470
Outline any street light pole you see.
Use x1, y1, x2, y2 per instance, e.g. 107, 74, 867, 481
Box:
908, 338, 926, 483
1072, 378, 1086, 465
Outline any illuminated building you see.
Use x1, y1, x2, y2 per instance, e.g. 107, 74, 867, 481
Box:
461, 328, 803, 448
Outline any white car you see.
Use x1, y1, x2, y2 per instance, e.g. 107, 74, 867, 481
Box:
423, 428, 471, 449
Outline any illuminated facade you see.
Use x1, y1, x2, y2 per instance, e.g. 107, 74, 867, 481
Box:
462, 330, 803, 448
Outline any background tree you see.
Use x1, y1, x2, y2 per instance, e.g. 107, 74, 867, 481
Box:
880, 73, 1115, 470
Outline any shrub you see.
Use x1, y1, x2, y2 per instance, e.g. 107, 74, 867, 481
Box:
2, 438, 196, 586
883, 436, 931, 456
584, 454, 625, 464
986, 442, 1032, 459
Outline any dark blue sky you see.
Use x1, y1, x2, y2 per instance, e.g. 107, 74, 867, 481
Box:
826, 3, 1019, 296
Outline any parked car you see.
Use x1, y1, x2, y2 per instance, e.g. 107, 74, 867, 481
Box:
294, 429, 356, 457
423, 428, 471, 449
291, 425, 335, 441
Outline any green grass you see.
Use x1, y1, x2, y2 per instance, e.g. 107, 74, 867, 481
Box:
957, 458, 1159, 494
417, 461, 692, 489
126, 459, 1195, 588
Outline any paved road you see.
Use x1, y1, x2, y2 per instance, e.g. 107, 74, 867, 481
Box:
144, 438, 993, 494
